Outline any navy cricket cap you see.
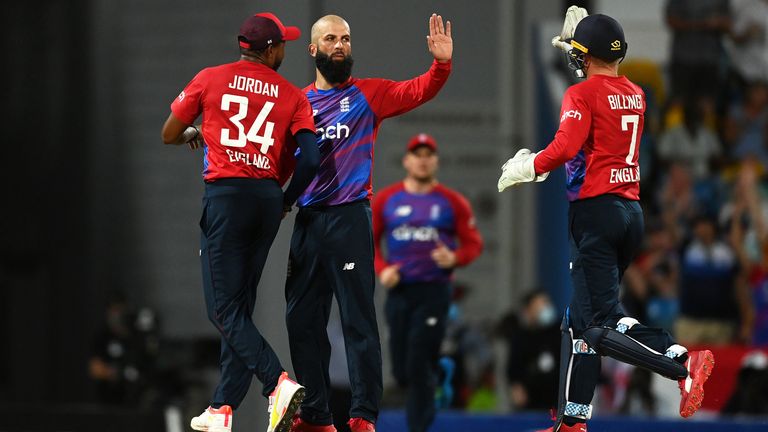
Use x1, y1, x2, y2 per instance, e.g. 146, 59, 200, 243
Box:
570, 14, 627, 62
239, 12, 301, 51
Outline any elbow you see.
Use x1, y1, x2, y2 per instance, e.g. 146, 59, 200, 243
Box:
161, 130, 176, 145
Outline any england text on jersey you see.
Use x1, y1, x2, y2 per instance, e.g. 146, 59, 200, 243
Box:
609, 166, 640, 184
225, 149, 271, 169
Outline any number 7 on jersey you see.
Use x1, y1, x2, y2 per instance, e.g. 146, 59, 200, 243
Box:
621, 114, 639, 166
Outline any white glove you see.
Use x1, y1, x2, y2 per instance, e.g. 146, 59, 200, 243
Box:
497, 148, 549, 192
552, 5, 588, 52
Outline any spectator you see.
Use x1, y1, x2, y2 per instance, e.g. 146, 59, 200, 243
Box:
656, 97, 722, 180
727, 0, 768, 84
89, 291, 160, 406
665, 0, 731, 105
724, 81, 768, 166
655, 163, 702, 245
721, 351, 768, 415
749, 257, 768, 345
676, 215, 742, 345
498, 291, 560, 411
722, 161, 765, 343
623, 219, 680, 331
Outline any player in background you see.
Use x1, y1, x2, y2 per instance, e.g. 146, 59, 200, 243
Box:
286, 14, 453, 432
161, 12, 319, 432
498, 9, 715, 432
372, 134, 483, 432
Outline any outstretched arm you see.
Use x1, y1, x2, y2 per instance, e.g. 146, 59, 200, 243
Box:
359, 14, 453, 120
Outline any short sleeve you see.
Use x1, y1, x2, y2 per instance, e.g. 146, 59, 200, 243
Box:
170, 70, 207, 125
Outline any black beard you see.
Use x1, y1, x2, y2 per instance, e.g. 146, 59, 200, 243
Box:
315, 51, 354, 85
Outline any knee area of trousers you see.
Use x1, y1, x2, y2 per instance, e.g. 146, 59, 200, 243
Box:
582, 326, 606, 349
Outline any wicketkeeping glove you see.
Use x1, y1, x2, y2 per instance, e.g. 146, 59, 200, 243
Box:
497, 148, 549, 192
552, 5, 588, 52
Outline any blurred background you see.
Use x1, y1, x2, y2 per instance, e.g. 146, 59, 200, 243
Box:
2, 0, 768, 431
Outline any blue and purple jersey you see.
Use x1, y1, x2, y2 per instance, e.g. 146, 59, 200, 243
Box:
296, 60, 451, 207
372, 183, 482, 284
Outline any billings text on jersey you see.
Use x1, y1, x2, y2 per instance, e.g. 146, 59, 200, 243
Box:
607, 94, 642, 110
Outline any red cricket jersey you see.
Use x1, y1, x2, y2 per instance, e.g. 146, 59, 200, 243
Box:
534, 74, 644, 201
171, 60, 316, 183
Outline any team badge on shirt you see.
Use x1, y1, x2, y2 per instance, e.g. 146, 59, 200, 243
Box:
395, 205, 412, 217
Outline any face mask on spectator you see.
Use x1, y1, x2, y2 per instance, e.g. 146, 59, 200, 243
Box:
538, 304, 557, 327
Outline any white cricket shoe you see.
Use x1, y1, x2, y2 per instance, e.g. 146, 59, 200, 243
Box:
191, 405, 232, 432
267, 371, 305, 432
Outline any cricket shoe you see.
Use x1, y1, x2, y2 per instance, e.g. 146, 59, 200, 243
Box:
348, 417, 375, 432
190, 405, 232, 432
678, 349, 715, 418
291, 417, 337, 432
267, 371, 305, 432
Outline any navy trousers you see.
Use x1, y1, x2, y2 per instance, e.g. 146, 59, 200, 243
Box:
385, 282, 451, 432
285, 200, 383, 425
566, 195, 677, 407
200, 178, 284, 409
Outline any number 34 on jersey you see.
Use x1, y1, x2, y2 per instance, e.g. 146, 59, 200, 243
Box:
220, 94, 275, 169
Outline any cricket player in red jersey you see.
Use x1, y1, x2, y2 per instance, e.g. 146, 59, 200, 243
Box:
161, 12, 320, 432
498, 9, 715, 432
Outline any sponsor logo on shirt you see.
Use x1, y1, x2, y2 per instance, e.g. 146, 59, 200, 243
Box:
178, 90, 185, 102
317, 122, 350, 140
392, 224, 439, 242
561, 109, 582, 122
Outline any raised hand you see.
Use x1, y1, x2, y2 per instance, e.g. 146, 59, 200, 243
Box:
552, 5, 588, 52
427, 13, 453, 63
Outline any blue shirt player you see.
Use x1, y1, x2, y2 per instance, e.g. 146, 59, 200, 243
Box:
285, 13, 453, 432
